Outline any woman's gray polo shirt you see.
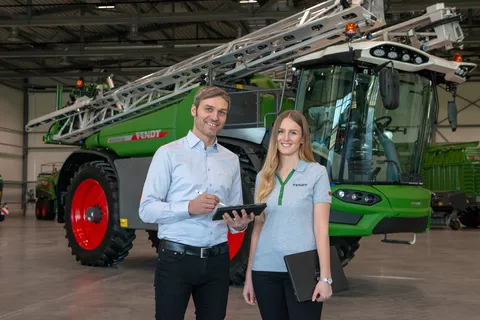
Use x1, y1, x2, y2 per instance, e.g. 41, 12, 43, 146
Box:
251, 160, 332, 273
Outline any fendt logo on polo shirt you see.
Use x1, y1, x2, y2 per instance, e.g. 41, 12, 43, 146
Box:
293, 183, 308, 187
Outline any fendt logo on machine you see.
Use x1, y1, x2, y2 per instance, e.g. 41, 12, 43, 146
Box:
134, 130, 167, 140
108, 130, 168, 144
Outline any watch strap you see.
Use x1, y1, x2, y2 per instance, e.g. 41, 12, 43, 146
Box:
318, 277, 333, 284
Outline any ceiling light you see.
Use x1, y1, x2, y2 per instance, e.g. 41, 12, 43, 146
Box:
96, 3, 115, 9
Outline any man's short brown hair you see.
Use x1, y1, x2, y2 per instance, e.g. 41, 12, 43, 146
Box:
193, 86, 231, 109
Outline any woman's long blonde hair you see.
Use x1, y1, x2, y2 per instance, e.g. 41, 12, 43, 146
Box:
256, 110, 316, 204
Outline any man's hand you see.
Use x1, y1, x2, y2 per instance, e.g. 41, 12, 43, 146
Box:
223, 209, 254, 231
188, 193, 220, 215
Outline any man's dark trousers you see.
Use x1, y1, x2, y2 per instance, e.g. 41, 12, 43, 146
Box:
154, 241, 231, 320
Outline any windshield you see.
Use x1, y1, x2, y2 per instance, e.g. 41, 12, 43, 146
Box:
296, 65, 435, 184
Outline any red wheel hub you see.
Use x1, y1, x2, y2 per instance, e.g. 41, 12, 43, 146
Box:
228, 231, 245, 259
70, 179, 109, 250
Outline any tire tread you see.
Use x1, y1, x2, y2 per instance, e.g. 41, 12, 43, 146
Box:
64, 160, 136, 267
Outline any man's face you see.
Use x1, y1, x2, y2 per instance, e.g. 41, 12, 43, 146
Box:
191, 96, 229, 139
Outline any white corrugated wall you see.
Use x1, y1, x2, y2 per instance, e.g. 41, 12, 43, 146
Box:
26, 92, 79, 216
0, 84, 24, 214
435, 82, 480, 143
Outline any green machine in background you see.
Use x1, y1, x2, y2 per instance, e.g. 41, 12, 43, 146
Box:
24, 1, 477, 284
423, 142, 480, 229
34, 162, 62, 220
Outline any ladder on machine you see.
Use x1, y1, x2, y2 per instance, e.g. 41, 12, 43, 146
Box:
25, 0, 385, 144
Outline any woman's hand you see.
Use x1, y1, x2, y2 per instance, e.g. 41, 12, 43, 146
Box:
243, 277, 257, 305
311, 281, 332, 302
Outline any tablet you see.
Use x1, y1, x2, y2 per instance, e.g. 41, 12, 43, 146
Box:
284, 246, 349, 302
212, 203, 267, 221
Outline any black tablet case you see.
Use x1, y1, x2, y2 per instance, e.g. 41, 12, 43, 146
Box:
284, 246, 349, 302
212, 203, 267, 221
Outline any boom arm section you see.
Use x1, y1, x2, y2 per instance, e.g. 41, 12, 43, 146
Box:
25, 0, 385, 144
366, 3, 466, 52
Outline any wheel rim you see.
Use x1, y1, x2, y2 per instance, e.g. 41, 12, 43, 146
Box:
70, 179, 109, 250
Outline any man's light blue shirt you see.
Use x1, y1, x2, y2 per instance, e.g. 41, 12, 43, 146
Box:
139, 130, 244, 247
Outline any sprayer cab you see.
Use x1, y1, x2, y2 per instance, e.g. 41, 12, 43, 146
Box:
292, 41, 476, 185
288, 41, 476, 243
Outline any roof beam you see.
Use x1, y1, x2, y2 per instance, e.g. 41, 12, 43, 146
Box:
0, 69, 167, 78
0, 10, 297, 27
0, 38, 234, 46
387, 1, 480, 12
0, 46, 210, 58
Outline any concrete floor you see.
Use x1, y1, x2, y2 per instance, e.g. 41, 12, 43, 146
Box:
0, 215, 479, 320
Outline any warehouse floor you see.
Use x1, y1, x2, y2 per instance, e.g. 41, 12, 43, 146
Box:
0, 214, 479, 320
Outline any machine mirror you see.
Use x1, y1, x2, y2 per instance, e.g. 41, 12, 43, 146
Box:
447, 101, 457, 132
379, 67, 400, 110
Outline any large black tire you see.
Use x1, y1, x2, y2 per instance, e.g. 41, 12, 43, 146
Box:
35, 198, 44, 220
35, 197, 55, 220
459, 208, 480, 228
64, 161, 136, 266
330, 236, 362, 267
229, 167, 257, 286
43, 199, 56, 220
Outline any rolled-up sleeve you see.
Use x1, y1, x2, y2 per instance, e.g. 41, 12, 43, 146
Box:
139, 147, 191, 224
313, 165, 332, 204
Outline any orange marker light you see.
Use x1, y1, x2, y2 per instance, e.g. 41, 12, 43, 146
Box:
345, 22, 357, 36
76, 79, 84, 87
452, 53, 463, 62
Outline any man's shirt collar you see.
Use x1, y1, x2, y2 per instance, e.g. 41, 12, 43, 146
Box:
186, 130, 218, 151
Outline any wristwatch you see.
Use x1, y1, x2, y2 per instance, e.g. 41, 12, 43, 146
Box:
318, 277, 333, 285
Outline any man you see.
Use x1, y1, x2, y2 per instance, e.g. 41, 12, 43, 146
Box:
139, 86, 255, 320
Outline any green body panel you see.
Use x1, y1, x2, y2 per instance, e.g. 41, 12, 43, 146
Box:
329, 185, 431, 236
423, 142, 480, 197
85, 85, 296, 156
85, 88, 198, 156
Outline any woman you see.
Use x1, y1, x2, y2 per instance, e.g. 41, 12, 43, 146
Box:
243, 110, 332, 319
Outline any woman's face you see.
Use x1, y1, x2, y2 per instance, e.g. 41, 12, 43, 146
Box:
276, 117, 303, 156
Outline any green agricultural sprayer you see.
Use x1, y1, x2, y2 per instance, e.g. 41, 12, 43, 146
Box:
25, 0, 477, 284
